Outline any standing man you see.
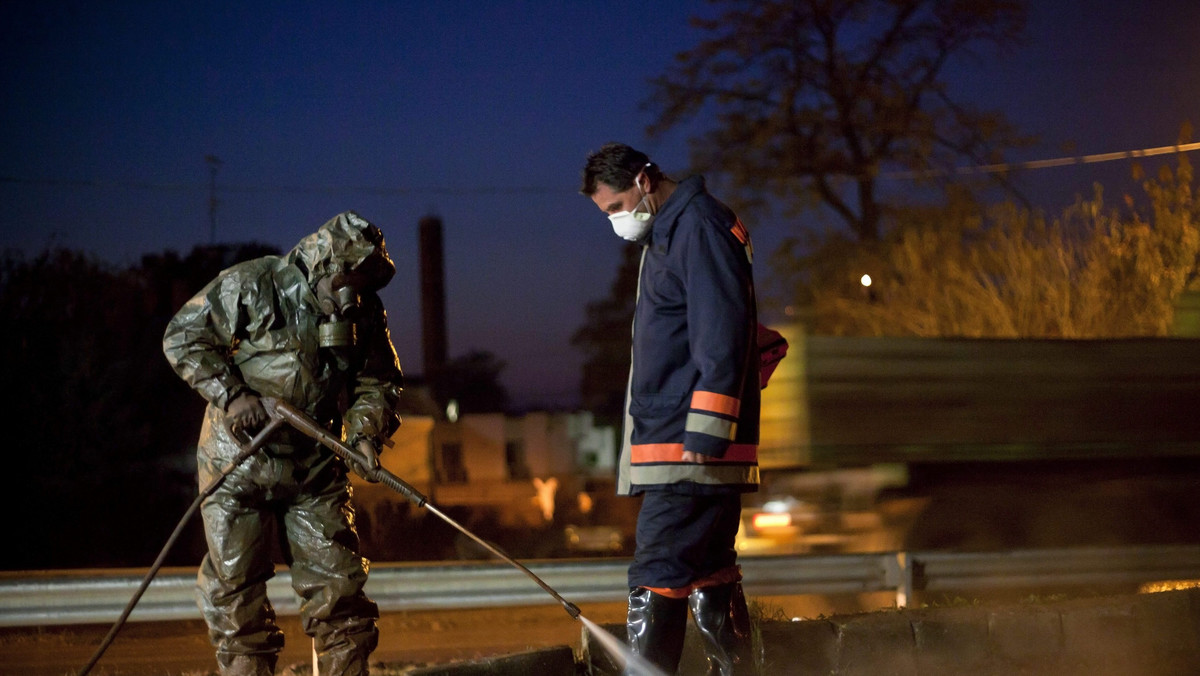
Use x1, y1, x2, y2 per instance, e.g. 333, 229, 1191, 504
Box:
581, 143, 760, 675
163, 211, 405, 676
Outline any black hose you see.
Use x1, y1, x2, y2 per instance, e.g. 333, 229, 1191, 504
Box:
76, 416, 286, 676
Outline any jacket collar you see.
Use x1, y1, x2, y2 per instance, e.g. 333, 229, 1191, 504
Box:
648, 175, 706, 249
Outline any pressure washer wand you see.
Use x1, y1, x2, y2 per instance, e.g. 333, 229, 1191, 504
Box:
264, 399, 582, 620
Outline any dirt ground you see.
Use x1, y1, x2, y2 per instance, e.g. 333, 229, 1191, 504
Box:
0, 603, 612, 676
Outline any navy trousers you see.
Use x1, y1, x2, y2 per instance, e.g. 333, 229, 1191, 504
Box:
627, 491, 742, 590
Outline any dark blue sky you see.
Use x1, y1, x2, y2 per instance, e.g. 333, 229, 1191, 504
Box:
2, 1, 1198, 408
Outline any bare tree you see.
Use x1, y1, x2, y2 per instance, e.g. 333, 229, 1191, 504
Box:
646, 0, 1029, 241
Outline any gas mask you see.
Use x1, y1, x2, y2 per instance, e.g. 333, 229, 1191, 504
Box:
316, 274, 362, 349
608, 173, 654, 242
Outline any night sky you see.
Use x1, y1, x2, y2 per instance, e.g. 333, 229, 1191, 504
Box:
2, 1, 1198, 408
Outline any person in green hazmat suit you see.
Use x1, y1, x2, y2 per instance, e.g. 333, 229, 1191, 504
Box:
163, 211, 404, 676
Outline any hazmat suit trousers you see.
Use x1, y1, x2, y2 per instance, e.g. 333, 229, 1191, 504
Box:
197, 451, 379, 676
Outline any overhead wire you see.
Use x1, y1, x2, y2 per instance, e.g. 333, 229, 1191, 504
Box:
883, 141, 1200, 180
0, 175, 566, 195
3, 140, 1200, 196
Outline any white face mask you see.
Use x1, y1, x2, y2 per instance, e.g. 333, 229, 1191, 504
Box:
608, 177, 653, 242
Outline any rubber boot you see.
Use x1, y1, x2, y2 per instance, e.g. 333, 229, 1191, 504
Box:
216, 652, 277, 676
317, 646, 370, 676
625, 586, 688, 675
688, 581, 754, 676
314, 621, 378, 676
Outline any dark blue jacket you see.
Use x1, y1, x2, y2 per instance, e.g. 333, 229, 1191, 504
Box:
618, 176, 761, 496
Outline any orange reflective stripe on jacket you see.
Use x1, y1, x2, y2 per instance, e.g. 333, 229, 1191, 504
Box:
630, 443, 758, 464
690, 390, 741, 418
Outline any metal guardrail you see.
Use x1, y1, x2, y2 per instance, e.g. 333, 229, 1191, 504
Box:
1, 545, 1198, 627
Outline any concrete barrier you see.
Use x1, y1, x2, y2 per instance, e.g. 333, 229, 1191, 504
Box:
584, 588, 1200, 676
761, 588, 1200, 675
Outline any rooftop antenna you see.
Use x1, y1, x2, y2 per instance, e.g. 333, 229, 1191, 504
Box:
205, 155, 223, 243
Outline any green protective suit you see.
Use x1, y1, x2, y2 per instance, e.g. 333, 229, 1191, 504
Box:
163, 211, 404, 676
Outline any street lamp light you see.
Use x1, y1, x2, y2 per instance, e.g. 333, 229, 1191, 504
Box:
860, 274, 876, 303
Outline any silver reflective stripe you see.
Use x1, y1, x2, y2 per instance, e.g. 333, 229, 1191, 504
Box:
618, 374, 633, 496
617, 245, 650, 497
630, 463, 759, 487
685, 411, 736, 440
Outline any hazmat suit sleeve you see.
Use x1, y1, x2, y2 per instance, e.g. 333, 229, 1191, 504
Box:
342, 293, 404, 447
162, 264, 262, 412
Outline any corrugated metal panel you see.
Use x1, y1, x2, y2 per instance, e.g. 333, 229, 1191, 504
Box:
795, 335, 1200, 464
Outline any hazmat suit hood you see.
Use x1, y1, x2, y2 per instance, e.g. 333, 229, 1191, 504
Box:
164, 209, 405, 487
290, 211, 396, 291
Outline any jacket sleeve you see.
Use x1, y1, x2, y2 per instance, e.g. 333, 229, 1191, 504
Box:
682, 216, 755, 458
342, 296, 405, 446
161, 270, 252, 412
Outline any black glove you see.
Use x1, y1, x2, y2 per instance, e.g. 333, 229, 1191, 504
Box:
225, 392, 268, 438
347, 439, 381, 482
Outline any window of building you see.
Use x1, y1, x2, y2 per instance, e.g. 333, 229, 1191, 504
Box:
439, 442, 468, 484
505, 440, 531, 480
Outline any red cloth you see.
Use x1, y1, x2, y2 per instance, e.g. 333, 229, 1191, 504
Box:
758, 324, 788, 389
642, 565, 743, 599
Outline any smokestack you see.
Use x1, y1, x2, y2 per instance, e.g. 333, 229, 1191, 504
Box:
419, 215, 448, 378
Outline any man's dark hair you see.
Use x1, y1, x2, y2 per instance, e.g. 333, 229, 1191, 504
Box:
580, 142, 663, 195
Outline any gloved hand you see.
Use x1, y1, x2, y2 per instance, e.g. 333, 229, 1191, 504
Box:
225, 391, 268, 438
347, 439, 381, 482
